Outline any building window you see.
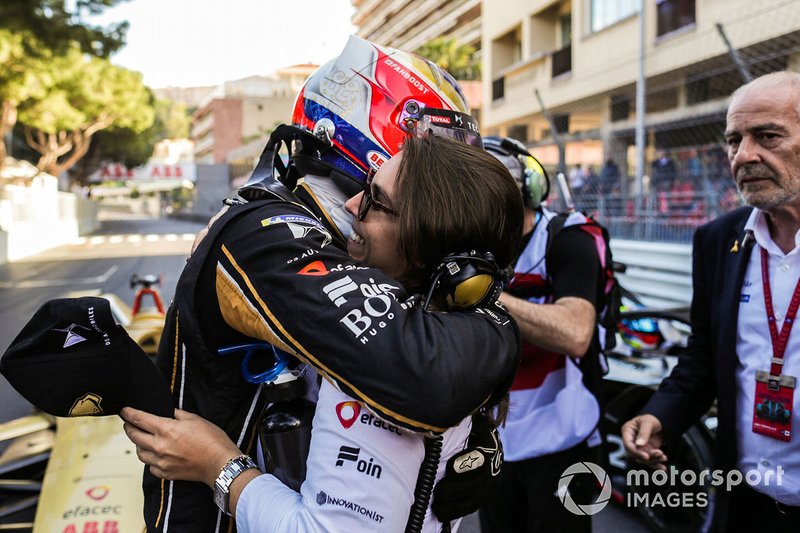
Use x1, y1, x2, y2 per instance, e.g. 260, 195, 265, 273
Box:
508, 124, 529, 143
552, 44, 572, 78
560, 13, 572, 47
590, 0, 639, 33
610, 94, 631, 122
491, 26, 522, 77
492, 77, 505, 101
553, 113, 570, 134
656, 0, 695, 37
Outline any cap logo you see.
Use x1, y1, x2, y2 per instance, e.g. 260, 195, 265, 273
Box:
52, 324, 91, 348
69, 392, 104, 416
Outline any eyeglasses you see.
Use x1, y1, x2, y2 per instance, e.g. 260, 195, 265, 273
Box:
358, 168, 399, 221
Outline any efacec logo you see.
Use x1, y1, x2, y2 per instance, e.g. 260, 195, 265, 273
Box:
336, 401, 402, 435
316, 491, 385, 523
335, 446, 383, 479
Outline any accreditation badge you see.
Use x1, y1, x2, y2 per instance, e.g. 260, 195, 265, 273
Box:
753, 370, 796, 442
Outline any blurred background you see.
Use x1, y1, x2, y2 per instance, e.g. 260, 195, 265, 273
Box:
1, 1, 799, 531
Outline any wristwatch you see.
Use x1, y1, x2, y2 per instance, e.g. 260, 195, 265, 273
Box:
213, 454, 258, 516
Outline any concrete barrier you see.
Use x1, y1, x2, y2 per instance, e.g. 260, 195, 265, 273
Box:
0, 188, 99, 264
611, 239, 693, 308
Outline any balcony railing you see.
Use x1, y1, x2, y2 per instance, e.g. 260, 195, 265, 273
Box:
552, 44, 572, 78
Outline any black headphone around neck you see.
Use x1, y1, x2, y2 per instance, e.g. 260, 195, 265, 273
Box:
423, 251, 510, 310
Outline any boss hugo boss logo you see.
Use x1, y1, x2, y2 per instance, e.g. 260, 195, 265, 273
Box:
322, 276, 401, 344
316, 491, 385, 523
335, 446, 383, 479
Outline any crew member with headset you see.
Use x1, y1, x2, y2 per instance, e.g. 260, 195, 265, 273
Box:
480, 137, 608, 533
120, 36, 518, 533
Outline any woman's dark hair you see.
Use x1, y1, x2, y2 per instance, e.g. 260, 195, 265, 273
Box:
394, 135, 524, 295
394, 135, 522, 424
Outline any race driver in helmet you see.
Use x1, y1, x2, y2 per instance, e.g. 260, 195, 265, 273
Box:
130, 36, 519, 532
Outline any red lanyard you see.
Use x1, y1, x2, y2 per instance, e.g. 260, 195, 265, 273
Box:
760, 247, 800, 374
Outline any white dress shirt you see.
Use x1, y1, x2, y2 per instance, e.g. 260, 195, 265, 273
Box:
735, 208, 800, 505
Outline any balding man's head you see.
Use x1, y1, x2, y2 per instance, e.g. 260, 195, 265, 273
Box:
725, 71, 800, 213
730, 71, 800, 120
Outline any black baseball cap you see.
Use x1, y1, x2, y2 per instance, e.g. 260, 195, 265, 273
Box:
0, 297, 174, 418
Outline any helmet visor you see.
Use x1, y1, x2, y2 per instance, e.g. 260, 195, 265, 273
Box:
404, 107, 483, 148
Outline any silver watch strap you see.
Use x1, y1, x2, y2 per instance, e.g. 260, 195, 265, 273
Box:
214, 454, 258, 516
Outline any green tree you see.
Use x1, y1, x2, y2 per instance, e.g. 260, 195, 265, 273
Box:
154, 98, 191, 139
0, 30, 50, 162
416, 38, 481, 81
0, 0, 128, 58
70, 97, 191, 183
0, 0, 128, 166
18, 46, 154, 177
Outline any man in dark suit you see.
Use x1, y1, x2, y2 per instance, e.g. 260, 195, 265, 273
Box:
623, 71, 800, 531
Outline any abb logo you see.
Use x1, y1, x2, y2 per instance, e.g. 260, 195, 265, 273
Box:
62, 522, 119, 533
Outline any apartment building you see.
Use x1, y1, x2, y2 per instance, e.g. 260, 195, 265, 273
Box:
482, 0, 800, 179
191, 65, 317, 164
353, 0, 481, 52
352, 0, 484, 115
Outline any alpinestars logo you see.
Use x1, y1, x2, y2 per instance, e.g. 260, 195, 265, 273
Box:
452, 427, 503, 476
322, 276, 401, 344
262, 215, 332, 248
336, 401, 361, 429
335, 446, 382, 479
52, 324, 92, 348
316, 491, 385, 523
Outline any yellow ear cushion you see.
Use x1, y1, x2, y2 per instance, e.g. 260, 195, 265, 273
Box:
446, 274, 494, 310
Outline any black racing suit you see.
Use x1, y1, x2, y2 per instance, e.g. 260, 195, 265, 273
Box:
144, 181, 520, 532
